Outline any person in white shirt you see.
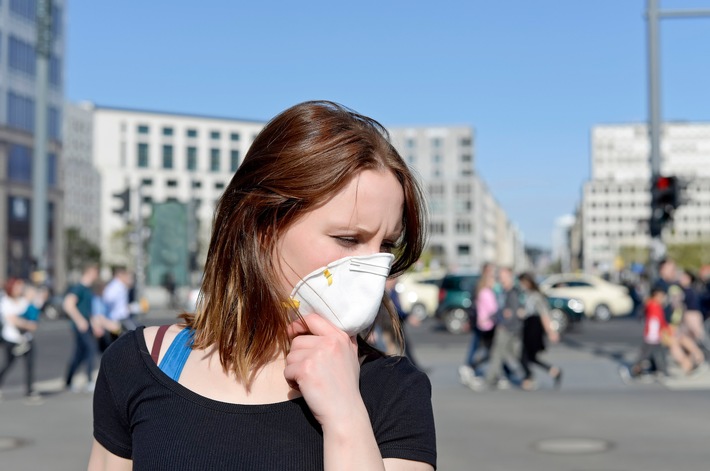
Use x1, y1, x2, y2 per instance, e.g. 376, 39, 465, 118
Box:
100, 268, 136, 350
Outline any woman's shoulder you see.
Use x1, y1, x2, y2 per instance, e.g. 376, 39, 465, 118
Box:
361, 355, 430, 392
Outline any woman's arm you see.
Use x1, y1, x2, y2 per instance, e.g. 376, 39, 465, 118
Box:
88, 439, 132, 471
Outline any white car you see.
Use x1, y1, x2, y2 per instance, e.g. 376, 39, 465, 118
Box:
394, 271, 444, 320
539, 273, 634, 321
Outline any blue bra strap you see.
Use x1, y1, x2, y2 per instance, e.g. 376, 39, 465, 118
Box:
158, 327, 195, 381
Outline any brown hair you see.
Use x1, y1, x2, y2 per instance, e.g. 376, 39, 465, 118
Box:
182, 101, 427, 384
518, 272, 540, 293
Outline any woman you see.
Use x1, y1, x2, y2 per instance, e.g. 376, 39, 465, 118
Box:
89, 101, 436, 470
468, 268, 498, 375
0, 278, 40, 401
518, 272, 562, 391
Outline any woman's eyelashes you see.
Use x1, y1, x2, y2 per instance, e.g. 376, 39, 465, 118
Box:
331, 236, 398, 253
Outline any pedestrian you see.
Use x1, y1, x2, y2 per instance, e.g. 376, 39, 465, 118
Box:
99, 267, 135, 351
458, 262, 495, 385
63, 263, 100, 392
385, 276, 423, 370
470, 267, 523, 391
518, 272, 562, 391
621, 286, 670, 381
89, 101, 436, 470
0, 278, 41, 402
678, 269, 706, 350
468, 267, 498, 375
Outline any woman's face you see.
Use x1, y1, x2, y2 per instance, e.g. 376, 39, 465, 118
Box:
275, 169, 404, 296
11, 280, 25, 298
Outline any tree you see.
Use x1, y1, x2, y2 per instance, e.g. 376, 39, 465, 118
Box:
65, 227, 101, 273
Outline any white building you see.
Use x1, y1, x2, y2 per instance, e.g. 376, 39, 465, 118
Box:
63, 102, 100, 245
0, 1, 66, 286
389, 127, 526, 271
581, 123, 710, 272
68, 106, 526, 284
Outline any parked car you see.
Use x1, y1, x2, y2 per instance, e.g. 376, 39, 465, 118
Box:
539, 273, 634, 321
394, 271, 444, 320
434, 273, 584, 334
434, 272, 479, 334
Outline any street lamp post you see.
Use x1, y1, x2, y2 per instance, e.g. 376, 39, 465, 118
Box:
646, 0, 710, 278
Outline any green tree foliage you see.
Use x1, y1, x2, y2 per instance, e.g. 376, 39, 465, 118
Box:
66, 227, 101, 272
618, 241, 710, 271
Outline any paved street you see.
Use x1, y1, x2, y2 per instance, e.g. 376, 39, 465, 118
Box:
1, 312, 709, 470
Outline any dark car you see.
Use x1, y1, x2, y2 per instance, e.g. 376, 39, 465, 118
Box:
434, 273, 584, 334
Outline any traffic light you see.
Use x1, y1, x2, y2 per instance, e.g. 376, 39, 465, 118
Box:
112, 188, 131, 217
649, 175, 679, 237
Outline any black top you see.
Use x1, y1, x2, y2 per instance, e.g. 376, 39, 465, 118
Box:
93, 327, 437, 470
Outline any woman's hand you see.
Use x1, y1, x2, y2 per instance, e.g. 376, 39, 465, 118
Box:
284, 314, 363, 429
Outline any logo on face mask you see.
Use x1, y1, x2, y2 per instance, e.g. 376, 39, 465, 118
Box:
288, 253, 395, 336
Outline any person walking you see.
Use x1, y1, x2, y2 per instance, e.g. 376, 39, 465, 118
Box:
470, 267, 523, 391
458, 262, 495, 385
518, 272, 562, 391
620, 286, 670, 382
100, 267, 135, 351
63, 263, 100, 392
0, 278, 40, 402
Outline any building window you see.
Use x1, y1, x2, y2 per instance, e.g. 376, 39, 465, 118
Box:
407, 155, 416, 165
162, 145, 174, 169
429, 222, 445, 234
167, 197, 179, 203
215, 182, 225, 190
49, 56, 62, 88
210, 149, 220, 172
162, 127, 174, 137
166, 180, 178, 188
191, 180, 202, 189
137, 143, 149, 168
141, 178, 153, 186
186, 129, 198, 138
49, 107, 61, 139
137, 125, 150, 134
8, 35, 35, 76
461, 154, 472, 163
457, 245, 471, 255
186, 147, 198, 171
8, 144, 32, 183
230, 132, 240, 141
210, 131, 221, 140
460, 137, 472, 147
406, 138, 416, 148
455, 220, 472, 234
7, 91, 34, 132
48, 153, 57, 187
230, 150, 240, 172
431, 138, 442, 148
142, 195, 153, 204
10, 0, 37, 21
433, 154, 442, 163
429, 184, 445, 196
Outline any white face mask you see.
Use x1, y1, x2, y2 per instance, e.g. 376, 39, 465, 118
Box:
288, 252, 395, 336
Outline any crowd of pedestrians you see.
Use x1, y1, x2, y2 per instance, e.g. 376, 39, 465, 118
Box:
621, 259, 709, 382
458, 264, 562, 392
0, 263, 139, 403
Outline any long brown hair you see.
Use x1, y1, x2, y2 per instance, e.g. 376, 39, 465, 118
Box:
182, 101, 428, 384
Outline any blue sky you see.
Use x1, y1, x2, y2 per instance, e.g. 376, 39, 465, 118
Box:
65, 0, 710, 248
